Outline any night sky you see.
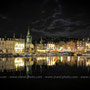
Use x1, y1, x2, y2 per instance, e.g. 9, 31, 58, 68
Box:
0, 0, 90, 40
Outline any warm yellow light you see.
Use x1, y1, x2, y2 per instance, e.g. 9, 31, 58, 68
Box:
47, 57, 56, 66
15, 43, 25, 53
67, 56, 70, 62
14, 58, 24, 68
37, 49, 48, 52
86, 60, 90, 66
47, 44, 55, 50
37, 57, 46, 61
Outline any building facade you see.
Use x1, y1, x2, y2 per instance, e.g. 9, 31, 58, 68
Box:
0, 38, 25, 54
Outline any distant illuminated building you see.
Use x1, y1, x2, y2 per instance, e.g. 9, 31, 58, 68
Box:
0, 28, 90, 54
47, 42, 55, 52
26, 26, 34, 53
0, 38, 14, 53
6, 39, 15, 53
0, 37, 25, 54
86, 38, 90, 52
35, 37, 48, 53
36, 44, 48, 53
14, 38, 25, 53
15, 43, 24, 53
76, 40, 86, 52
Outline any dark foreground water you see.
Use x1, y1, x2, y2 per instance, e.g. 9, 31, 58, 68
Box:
0, 56, 90, 79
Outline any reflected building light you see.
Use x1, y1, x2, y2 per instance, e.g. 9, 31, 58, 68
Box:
2, 58, 6, 61
47, 57, 56, 66
47, 57, 50, 61
29, 61, 34, 66
80, 57, 84, 61
67, 56, 70, 62
29, 57, 34, 66
72, 56, 74, 61
86, 60, 90, 66
14, 58, 24, 69
26, 66, 29, 73
78, 56, 80, 61
59, 56, 63, 62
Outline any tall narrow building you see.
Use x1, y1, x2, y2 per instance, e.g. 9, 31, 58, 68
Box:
26, 26, 34, 53
26, 27, 31, 44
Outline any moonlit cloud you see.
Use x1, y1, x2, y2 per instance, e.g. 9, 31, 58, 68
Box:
0, 0, 89, 39
0, 14, 7, 19
31, 3, 90, 38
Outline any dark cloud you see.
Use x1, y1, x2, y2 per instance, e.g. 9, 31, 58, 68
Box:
0, 0, 90, 39
31, 3, 90, 38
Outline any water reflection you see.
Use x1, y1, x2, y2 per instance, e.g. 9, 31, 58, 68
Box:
14, 58, 24, 71
0, 56, 90, 76
47, 57, 56, 66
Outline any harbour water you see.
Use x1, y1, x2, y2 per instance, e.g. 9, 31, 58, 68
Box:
0, 56, 90, 79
